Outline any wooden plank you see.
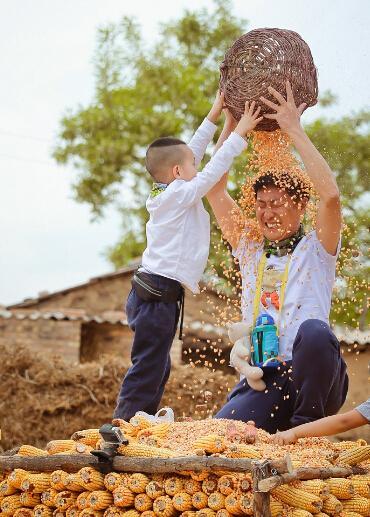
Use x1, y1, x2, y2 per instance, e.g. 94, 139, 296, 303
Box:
252, 460, 272, 517
0, 453, 292, 475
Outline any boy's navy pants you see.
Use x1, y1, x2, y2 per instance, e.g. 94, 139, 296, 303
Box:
216, 319, 348, 433
114, 274, 181, 421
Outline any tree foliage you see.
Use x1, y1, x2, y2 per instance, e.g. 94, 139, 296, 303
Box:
53, 0, 369, 328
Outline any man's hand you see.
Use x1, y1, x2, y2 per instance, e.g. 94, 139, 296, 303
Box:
207, 90, 225, 124
234, 101, 263, 138
260, 81, 306, 135
272, 428, 298, 445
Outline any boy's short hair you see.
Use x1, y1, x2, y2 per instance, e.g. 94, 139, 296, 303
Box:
252, 172, 311, 202
145, 137, 187, 181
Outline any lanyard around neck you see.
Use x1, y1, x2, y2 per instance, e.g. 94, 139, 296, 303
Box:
252, 252, 291, 335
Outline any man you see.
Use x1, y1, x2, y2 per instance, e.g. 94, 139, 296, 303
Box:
207, 81, 348, 432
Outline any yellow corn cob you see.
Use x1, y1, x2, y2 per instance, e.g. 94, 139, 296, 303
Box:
192, 491, 209, 510
139, 435, 164, 448
103, 506, 126, 516
291, 510, 313, 517
128, 473, 150, 493
79, 467, 105, 491
193, 435, 227, 454
8, 469, 28, 489
184, 478, 202, 495
118, 443, 176, 458
77, 491, 92, 510
342, 495, 370, 515
89, 490, 114, 510
217, 476, 238, 496
1, 494, 22, 514
224, 493, 244, 516
65, 473, 84, 492
134, 493, 154, 511
34, 504, 54, 517
113, 486, 135, 507
215, 510, 231, 517
196, 509, 216, 517
104, 473, 126, 492
112, 419, 137, 437
334, 441, 360, 451
173, 491, 193, 511
19, 490, 41, 506
269, 497, 284, 517
138, 423, 171, 439
17, 445, 48, 457
336, 446, 370, 466
298, 480, 330, 499
238, 475, 252, 493
0, 479, 17, 496
314, 514, 330, 517
327, 478, 355, 499
164, 476, 184, 496
208, 492, 226, 511
50, 470, 69, 491
21, 473, 51, 493
225, 444, 261, 459
46, 440, 76, 454
272, 485, 323, 513
71, 429, 101, 447
59, 443, 94, 455
153, 495, 176, 517
66, 505, 79, 517
146, 480, 165, 499
322, 493, 343, 515
122, 511, 140, 517
141, 511, 156, 517
180, 512, 197, 517
13, 509, 34, 516
55, 490, 78, 510
202, 476, 219, 496
238, 494, 253, 516
130, 415, 153, 430
350, 476, 370, 498
190, 471, 209, 482
52, 510, 67, 517
41, 488, 59, 507
78, 510, 105, 516
340, 512, 365, 517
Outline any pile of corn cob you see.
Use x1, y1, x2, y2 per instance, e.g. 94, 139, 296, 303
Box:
0, 416, 369, 516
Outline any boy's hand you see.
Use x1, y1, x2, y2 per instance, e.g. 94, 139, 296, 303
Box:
234, 101, 263, 138
207, 90, 225, 124
260, 80, 306, 135
223, 107, 238, 130
271, 428, 298, 445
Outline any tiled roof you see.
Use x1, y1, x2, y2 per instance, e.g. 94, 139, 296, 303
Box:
0, 309, 127, 326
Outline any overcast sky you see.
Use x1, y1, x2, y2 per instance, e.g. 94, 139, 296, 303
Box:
1, 0, 369, 306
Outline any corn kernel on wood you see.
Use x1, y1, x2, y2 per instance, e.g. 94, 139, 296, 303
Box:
134, 493, 153, 511
322, 494, 343, 515
341, 495, 370, 516
192, 491, 209, 510
34, 505, 54, 517
89, 490, 114, 510
173, 491, 193, 511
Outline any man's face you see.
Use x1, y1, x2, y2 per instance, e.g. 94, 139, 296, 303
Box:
255, 186, 305, 241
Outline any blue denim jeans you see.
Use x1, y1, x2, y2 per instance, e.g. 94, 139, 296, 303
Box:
113, 273, 181, 420
216, 319, 348, 433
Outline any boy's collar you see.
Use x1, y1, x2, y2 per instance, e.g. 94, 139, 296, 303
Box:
150, 182, 168, 198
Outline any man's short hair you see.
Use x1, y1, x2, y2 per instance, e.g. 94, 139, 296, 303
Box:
252, 172, 311, 202
145, 137, 187, 181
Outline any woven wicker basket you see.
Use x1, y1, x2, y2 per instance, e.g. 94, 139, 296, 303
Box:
219, 28, 318, 131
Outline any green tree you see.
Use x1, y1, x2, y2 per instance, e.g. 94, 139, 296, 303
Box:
53, 1, 369, 328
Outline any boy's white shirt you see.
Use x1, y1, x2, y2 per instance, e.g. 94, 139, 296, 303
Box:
142, 118, 247, 293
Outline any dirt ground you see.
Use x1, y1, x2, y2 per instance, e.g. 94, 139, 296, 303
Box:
0, 343, 368, 451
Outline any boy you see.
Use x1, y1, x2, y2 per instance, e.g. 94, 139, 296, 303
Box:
273, 398, 370, 444
114, 92, 263, 421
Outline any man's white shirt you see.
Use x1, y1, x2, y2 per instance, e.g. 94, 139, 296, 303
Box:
142, 118, 247, 293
